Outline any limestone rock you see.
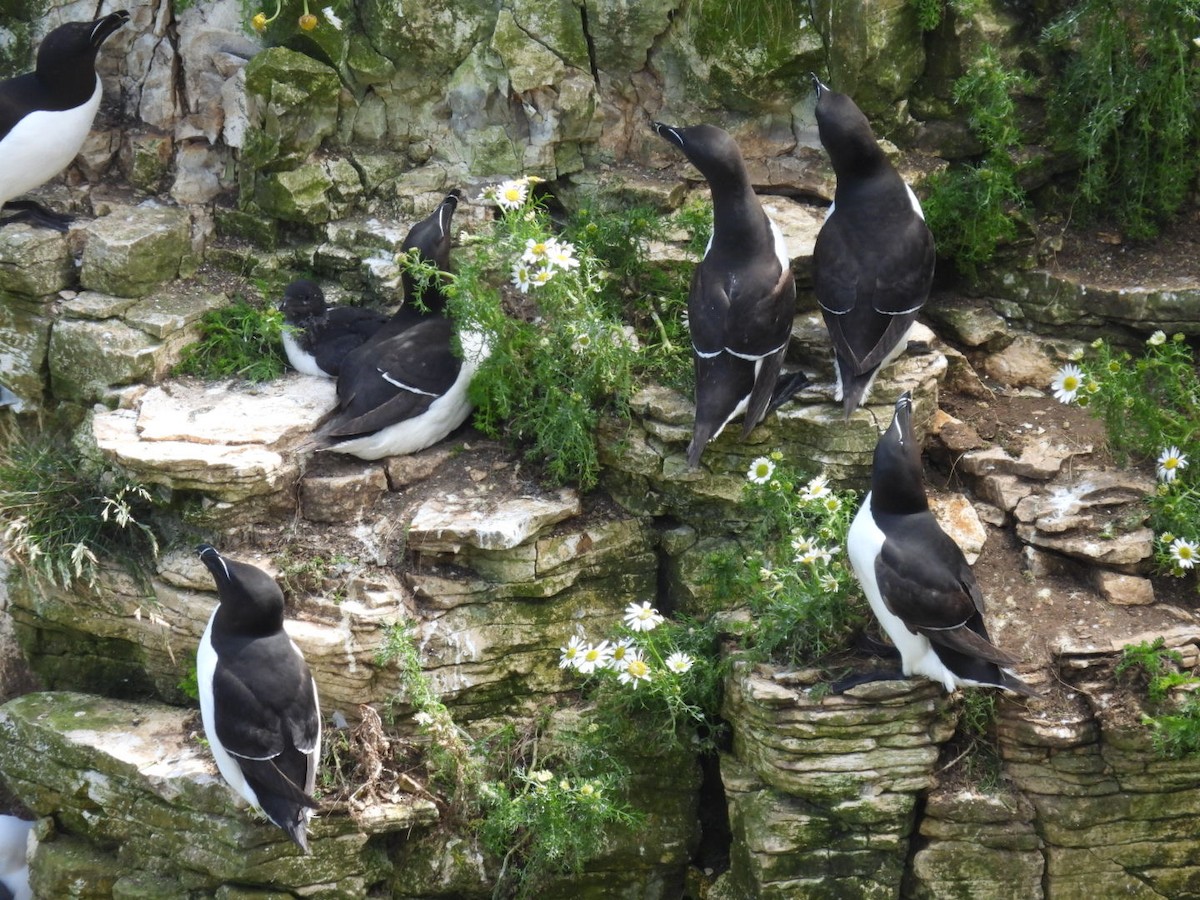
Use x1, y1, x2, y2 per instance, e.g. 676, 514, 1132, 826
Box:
92, 376, 336, 503
0, 692, 437, 897
48, 318, 164, 403
1092, 571, 1155, 607
80, 206, 192, 299
0, 297, 53, 409
243, 47, 341, 165
253, 157, 365, 224
300, 467, 389, 523
1013, 471, 1155, 573
959, 438, 1093, 483
407, 488, 582, 554
0, 224, 75, 297
929, 493, 987, 564
980, 332, 1063, 389
926, 300, 1011, 349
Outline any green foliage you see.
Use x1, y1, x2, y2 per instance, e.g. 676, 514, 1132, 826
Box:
562, 610, 726, 755
431, 179, 690, 489
480, 751, 640, 899
0, 425, 161, 588
174, 297, 288, 382
0, 0, 38, 80
911, 0, 981, 30
923, 46, 1029, 277
707, 455, 866, 665
177, 663, 200, 702
274, 548, 357, 604
1043, 0, 1200, 238
1063, 334, 1200, 574
1116, 637, 1200, 757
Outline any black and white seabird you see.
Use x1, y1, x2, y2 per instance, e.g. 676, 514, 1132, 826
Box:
0, 11, 129, 232
651, 121, 801, 467
812, 75, 935, 418
278, 279, 388, 379
313, 191, 489, 460
196, 544, 322, 853
846, 392, 1036, 696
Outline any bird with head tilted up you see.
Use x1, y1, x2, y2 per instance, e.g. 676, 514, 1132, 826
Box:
651, 121, 802, 468
196, 545, 322, 853
811, 75, 935, 419
845, 392, 1037, 696
313, 190, 490, 460
278, 279, 389, 379
0, 10, 129, 231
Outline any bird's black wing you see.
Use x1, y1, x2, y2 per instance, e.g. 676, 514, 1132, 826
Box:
312, 308, 389, 377
874, 516, 1017, 667
327, 317, 461, 437
0, 75, 43, 143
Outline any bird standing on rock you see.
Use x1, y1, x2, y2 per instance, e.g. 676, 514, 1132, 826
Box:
845, 392, 1037, 696
314, 190, 490, 460
651, 121, 801, 468
196, 544, 322, 853
812, 75, 935, 418
0, 10, 130, 231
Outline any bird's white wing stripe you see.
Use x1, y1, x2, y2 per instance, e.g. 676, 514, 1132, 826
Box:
379, 369, 439, 396
726, 339, 788, 362
693, 345, 722, 359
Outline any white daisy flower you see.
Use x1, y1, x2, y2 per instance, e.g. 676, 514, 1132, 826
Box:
1158, 446, 1189, 483
1170, 537, 1198, 569
522, 238, 553, 265
608, 637, 636, 671
1051, 364, 1085, 404
573, 331, 592, 353
493, 179, 528, 210
665, 651, 693, 674
800, 475, 831, 501
413, 711, 434, 727
624, 600, 664, 632
617, 649, 652, 688
559, 635, 585, 669
546, 239, 580, 271
822, 495, 842, 514
529, 267, 555, 288
575, 641, 612, 675
747, 457, 775, 484
322, 5, 343, 29
1148, 330, 1167, 346
511, 262, 533, 293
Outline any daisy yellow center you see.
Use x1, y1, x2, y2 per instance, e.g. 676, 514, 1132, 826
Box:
504, 188, 522, 202
584, 648, 601, 661
1180, 546, 1194, 559
1062, 375, 1080, 391
754, 464, 769, 478
532, 243, 546, 254
626, 659, 650, 679
613, 646, 626, 660
1166, 458, 1179, 469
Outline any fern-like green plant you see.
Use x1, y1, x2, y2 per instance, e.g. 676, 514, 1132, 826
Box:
923, 45, 1030, 277
1043, 0, 1200, 238
174, 297, 288, 382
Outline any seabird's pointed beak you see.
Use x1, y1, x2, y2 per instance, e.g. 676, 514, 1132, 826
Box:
890, 391, 913, 444
810, 72, 828, 96
196, 544, 232, 583
90, 10, 129, 47
651, 121, 685, 149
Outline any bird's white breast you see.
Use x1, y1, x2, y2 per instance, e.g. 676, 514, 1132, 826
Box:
197, 609, 261, 810
0, 76, 102, 206
281, 330, 331, 378
848, 494, 962, 692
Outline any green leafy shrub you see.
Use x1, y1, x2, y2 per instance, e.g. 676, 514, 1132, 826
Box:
0, 426, 160, 588
1043, 0, 1200, 238
911, 0, 982, 31
1115, 637, 1200, 756
1051, 333, 1200, 575
421, 178, 690, 489
708, 454, 866, 665
924, 45, 1029, 277
174, 297, 288, 382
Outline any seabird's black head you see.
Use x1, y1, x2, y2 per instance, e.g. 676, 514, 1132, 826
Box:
869, 391, 928, 515
197, 544, 286, 635
278, 279, 328, 325
400, 190, 461, 309
651, 121, 748, 188
810, 76, 886, 178
35, 11, 129, 82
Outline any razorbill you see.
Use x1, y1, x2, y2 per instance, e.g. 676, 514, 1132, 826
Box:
811, 75, 935, 418
196, 544, 322, 853
651, 121, 800, 467
0, 10, 129, 231
313, 191, 490, 459
278, 279, 388, 379
845, 392, 1036, 696
0, 815, 32, 900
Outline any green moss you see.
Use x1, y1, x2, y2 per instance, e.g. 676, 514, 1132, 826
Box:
0, 0, 41, 80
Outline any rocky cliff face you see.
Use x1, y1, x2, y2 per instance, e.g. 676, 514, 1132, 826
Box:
3, 0, 1200, 898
